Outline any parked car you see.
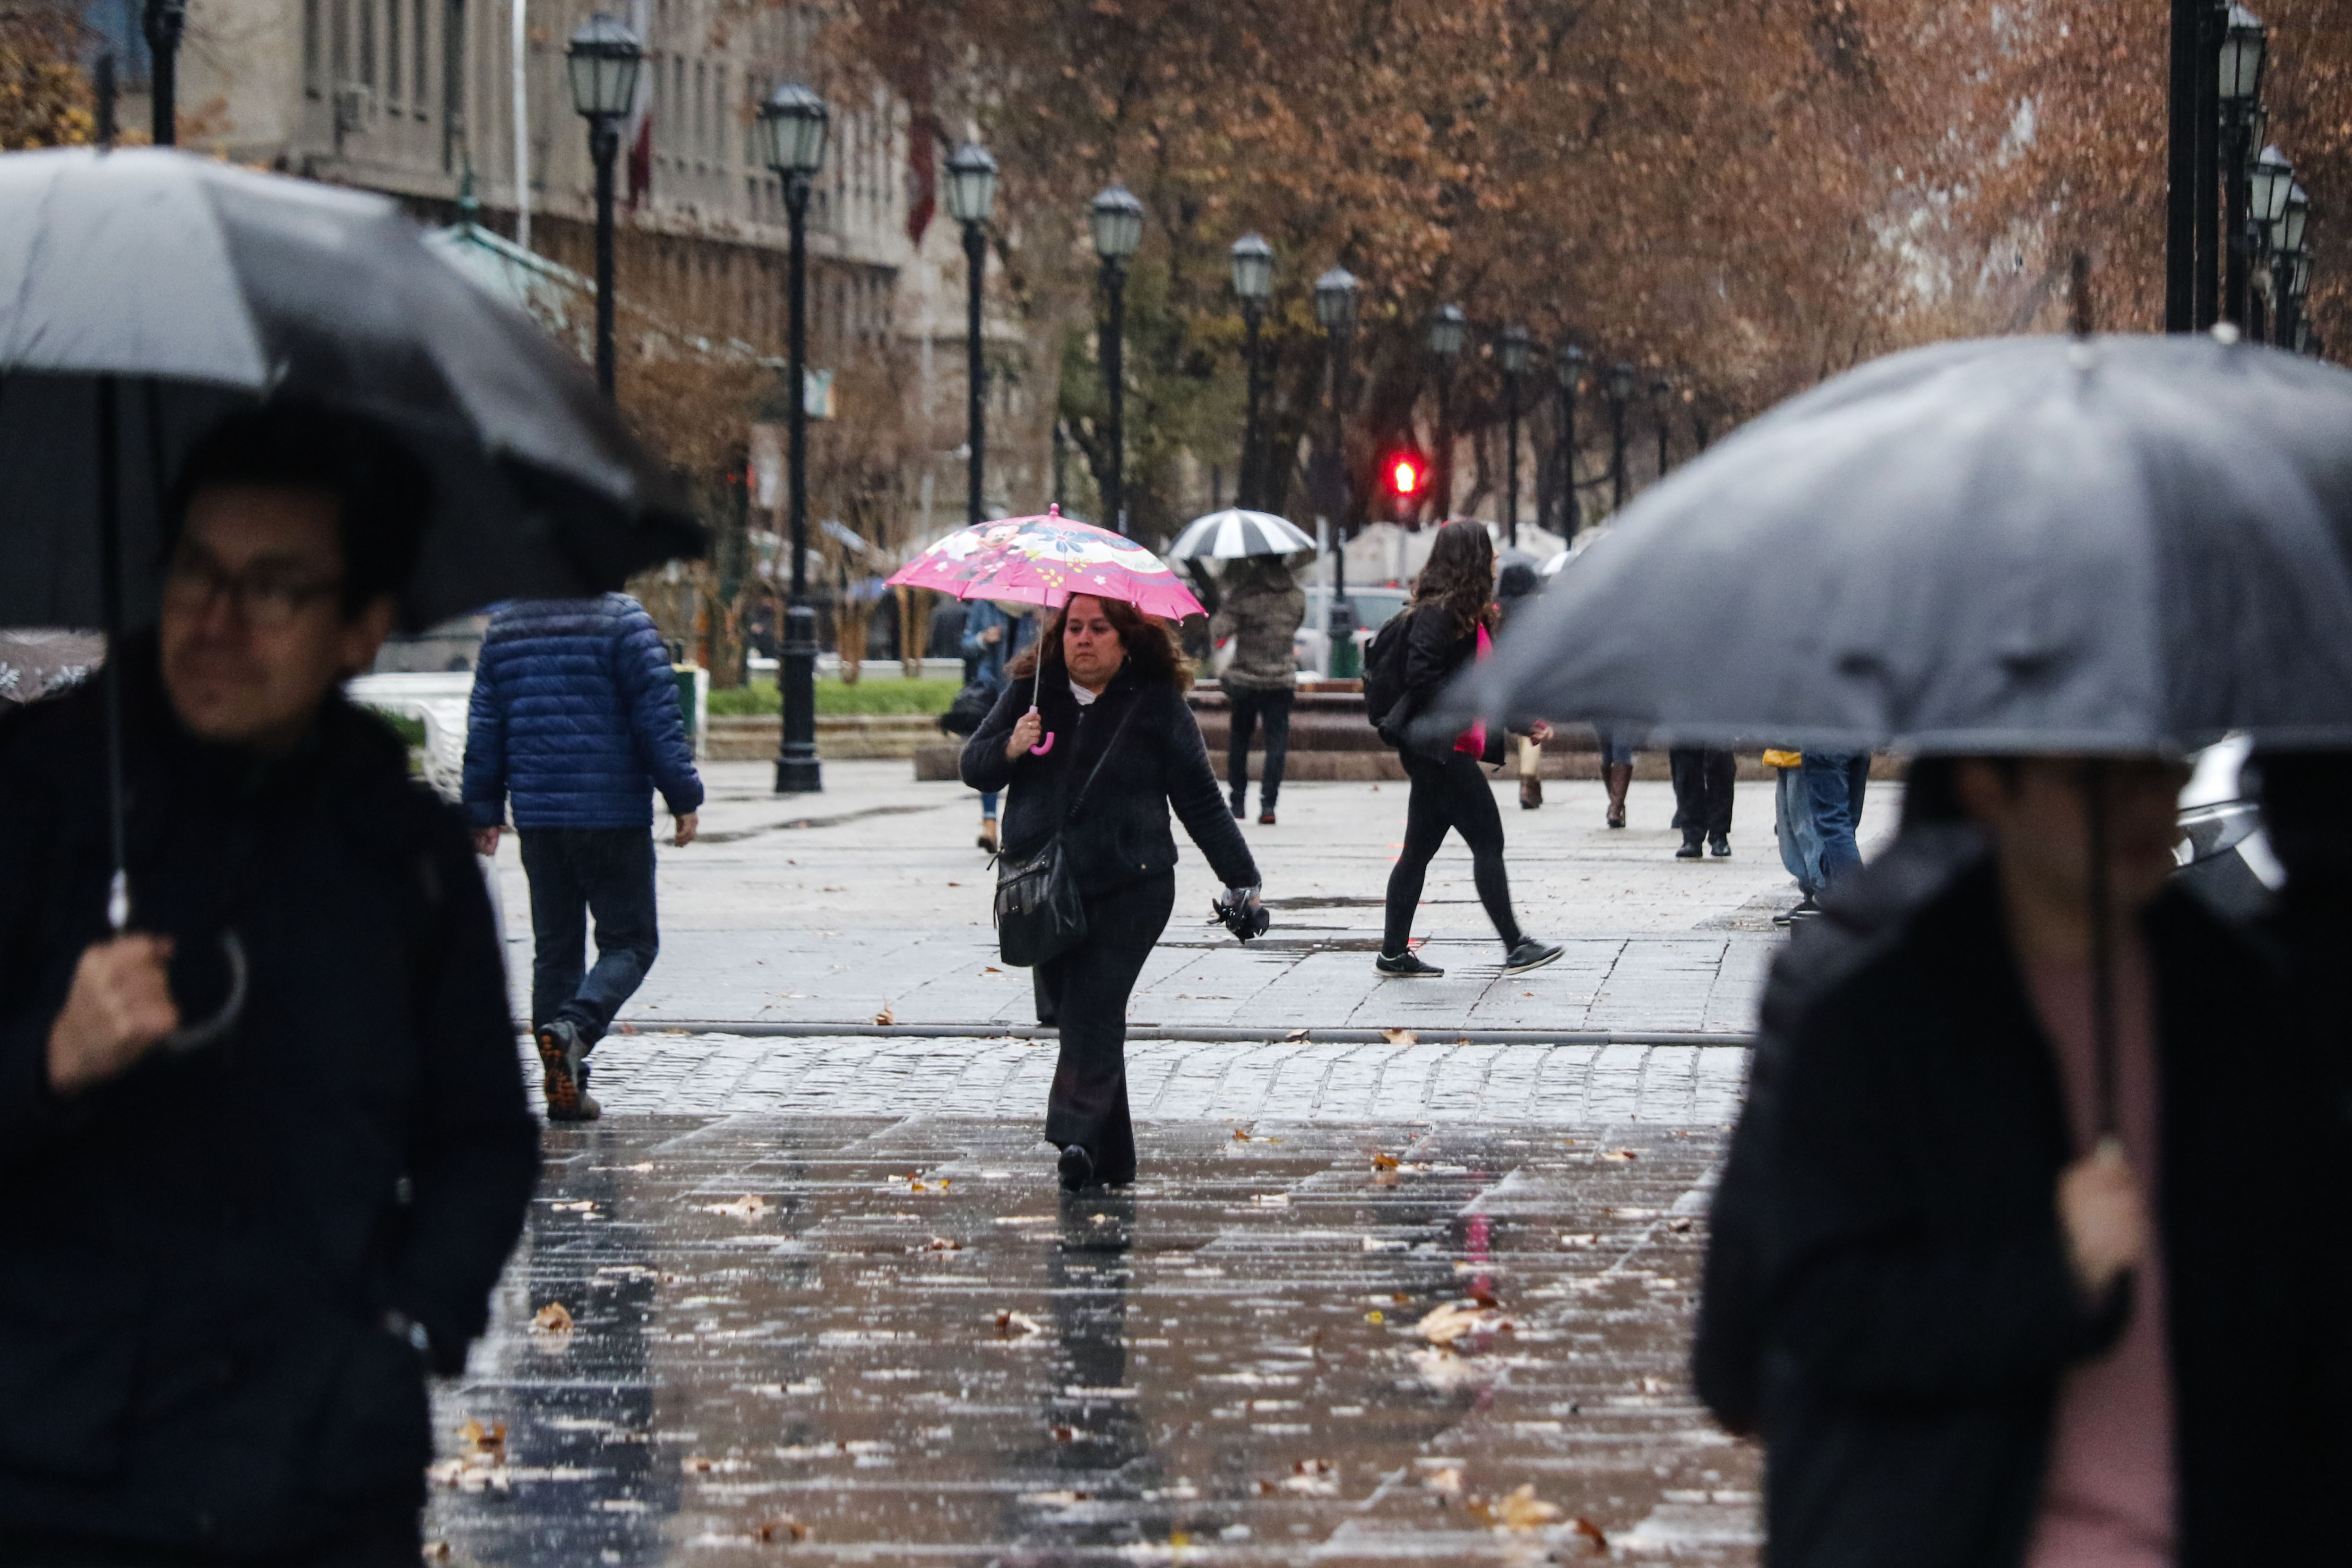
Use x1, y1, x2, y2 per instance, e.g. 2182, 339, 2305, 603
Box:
1293, 585, 1412, 676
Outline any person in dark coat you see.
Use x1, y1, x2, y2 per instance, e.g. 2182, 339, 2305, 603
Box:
962, 593, 1262, 1192
1373, 522, 1562, 980
1670, 744, 1737, 857
1208, 555, 1306, 824
0, 405, 537, 1565
1493, 560, 1547, 810
959, 600, 1039, 854
462, 593, 704, 1121
1695, 756, 2340, 1568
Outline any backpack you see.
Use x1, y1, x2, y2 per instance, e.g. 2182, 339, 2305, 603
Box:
1361, 608, 1415, 735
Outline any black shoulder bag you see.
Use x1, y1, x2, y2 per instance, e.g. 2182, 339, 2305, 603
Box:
992, 698, 1137, 968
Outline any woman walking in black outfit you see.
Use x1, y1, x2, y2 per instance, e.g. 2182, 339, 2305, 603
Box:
1373, 522, 1563, 979
963, 594, 1263, 1192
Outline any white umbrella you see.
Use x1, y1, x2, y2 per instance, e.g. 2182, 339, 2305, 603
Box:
1169, 508, 1315, 559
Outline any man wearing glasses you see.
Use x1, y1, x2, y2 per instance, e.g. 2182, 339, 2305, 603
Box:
0, 405, 537, 1564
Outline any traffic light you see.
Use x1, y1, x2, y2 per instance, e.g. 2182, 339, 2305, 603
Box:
1382, 448, 1428, 520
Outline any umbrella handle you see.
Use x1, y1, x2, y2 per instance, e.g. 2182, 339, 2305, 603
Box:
162, 930, 249, 1055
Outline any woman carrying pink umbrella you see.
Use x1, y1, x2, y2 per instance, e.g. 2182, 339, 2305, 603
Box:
913, 513, 1263, 1192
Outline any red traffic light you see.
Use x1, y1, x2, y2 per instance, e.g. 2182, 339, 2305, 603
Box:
1386, 452, 1426, 498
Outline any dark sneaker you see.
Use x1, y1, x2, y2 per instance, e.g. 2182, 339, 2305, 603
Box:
1773, 896, 1819, 928
1258, 811, 1277, 826
1376, 950, 1446, 978
535, 1020, 601, 1122
1057, 1143, 1097, 1193
1709, 833, 1732, 857
1675, 837, 1704, 860
1231, 799, 1247, 820
1503, 939, 1564, 976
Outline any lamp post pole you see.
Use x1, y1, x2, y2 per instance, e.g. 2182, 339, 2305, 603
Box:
1499, 325, 1530, 548
945, 144, 999, 529
1607, 363, 1633, 514
1555, 345, 1585, 538
1231, 233, 1275, 511
1090, 183, 1144, 535
1428, 304, 1466, 518
568, 17, 645, 400
2218, 8, 2268, 327
1652, 378, 1672, 481
1315, 267, 1360, 678
142, 0, 185, 146
760, 83, 830, 795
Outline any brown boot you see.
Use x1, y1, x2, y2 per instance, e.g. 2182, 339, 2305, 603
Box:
1519, 774, 1542, 810
978, 817, 999, 853
1604, 762, 1632, 828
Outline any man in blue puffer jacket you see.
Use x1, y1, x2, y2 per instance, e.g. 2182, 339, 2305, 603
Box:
463, 594, 704, 1121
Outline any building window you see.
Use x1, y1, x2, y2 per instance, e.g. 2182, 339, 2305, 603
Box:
414, 0, 429, 117
387, 0, 401, 103
359, 0, 375, 91
331, 0, 349, 84
693, 60, 706, 167
441, 0, 465, 171
303, 0, 322, 97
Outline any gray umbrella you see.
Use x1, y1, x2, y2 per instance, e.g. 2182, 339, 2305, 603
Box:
1444, 333, 2352, 755
0, 147, 702, 635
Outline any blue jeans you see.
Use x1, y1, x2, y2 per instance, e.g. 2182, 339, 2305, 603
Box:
519, 827, 660, 1047
1801, 751, 1872, 888
1775, 767, 1826, 897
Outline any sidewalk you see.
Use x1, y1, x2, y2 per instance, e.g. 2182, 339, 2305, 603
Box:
483, 762, 1894, 1042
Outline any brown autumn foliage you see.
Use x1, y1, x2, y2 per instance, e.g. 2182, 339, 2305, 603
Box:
0, 0, 94, 151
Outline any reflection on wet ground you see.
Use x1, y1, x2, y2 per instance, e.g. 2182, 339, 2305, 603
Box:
426, 1118, 1756, 1564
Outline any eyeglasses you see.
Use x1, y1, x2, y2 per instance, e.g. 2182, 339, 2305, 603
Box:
162, 551, 345, 630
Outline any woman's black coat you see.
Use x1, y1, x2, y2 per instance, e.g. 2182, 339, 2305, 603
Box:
1383, 605, 1503, 765
961, 664, 1258, 897
1694, 827, 2342, 1568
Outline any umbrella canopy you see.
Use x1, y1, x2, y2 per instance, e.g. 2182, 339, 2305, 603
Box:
1445, 334, 2352, 755
1168, 508, 1314, 560
0, 147, 701, 635
886, 506, 1204, 620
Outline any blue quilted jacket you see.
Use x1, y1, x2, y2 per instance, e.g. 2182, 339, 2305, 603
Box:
462, 595, 705, 830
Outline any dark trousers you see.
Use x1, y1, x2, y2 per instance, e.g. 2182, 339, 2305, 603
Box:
1038, 872, 1174, 1186
1669, 748, 1737, 839
1383, 749, 1523, 955
519, 826, 659, 1047
1225, 686, 1294, 810
0, 1517, 422, 1567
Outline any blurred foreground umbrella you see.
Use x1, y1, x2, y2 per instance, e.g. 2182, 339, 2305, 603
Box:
0, 148, 702, 990
1446, 334, 2352, 755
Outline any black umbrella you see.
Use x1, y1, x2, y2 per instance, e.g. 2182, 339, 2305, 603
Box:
1441, 332, 2352, 1135
1449, 333, 2352, 755
0, 149, 703, 1040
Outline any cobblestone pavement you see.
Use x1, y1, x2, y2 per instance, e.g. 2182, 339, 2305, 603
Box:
425, 1119, 1754, 1566
483, 766, 1898, 1040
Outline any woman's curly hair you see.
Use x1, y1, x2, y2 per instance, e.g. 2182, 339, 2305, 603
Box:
1412, 519, 1499, 638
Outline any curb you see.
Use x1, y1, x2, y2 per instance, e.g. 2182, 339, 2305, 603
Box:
569, 1021, 1756, 1048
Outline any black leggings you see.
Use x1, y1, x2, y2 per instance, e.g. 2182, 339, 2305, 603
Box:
1226, 686, 1294, 808
1383, 749, 1523, 956
1037, 872, 1175, 1185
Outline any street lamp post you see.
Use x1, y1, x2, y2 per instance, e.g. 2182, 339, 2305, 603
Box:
2272, 182, 2312, 345
758, 82, 830, 795
1554, 345, 1585, 538
945, 143, 999, 529
1230, 233, 1275, 510
141, 0, 185, 146
1606, 362, 1634, 514
2218, 9, 2269, 327
1090, 183, 1145, 535
1651, 377, 1673, 481
566, 16, 644, 400
1314, 267, 1360, 678
1499, 325, 1531, 548
1427, 304, 1466, 518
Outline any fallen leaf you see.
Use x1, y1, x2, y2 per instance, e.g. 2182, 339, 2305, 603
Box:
1279, 1458, 1339, 1495
1417, 1299, 1516, 1346
459, 1418, 507, 1454
707, 1194, 768, 1218
756, 1516, 809, 1543
925, 1236, 962, 1251
1601, 1148, 1638, 1161
874, 1006, 896, 1025
1284, 1028, 1310, 1042
983, 965, 1003, 974
1370, 1153, 1401, 1171
1231, 1127, 1251, 1141
1498, 1483, 1564, 1532
1382, 1027, 1419, 1045
1423, 1464, 1465, 1495
530, 1302, 573, 1335
993, 1310, 1045, 1339
1050, 1423, 1077, 1442
1560, 1232, 1601, 1248
422, 1543, 453, 1561
1572, 1515, 1610, 1550
550, 1199, 596, 1213
946, 881, 962, 887
1669, 1216, 1695, 1232
684, 1454, 717, 1473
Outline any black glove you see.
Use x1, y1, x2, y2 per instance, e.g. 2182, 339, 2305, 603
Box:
1212, 883, 1269, 942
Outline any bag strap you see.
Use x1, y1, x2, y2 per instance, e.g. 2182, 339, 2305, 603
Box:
1061, 691, 1140, 824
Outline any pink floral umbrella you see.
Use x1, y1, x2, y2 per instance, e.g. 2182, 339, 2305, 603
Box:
887, 506, 1203, 755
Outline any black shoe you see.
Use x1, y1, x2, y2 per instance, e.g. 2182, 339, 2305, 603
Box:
1709, 833, 1731, 857
1503, 938, 1564, 976
1258, 810, 1277, 826
1057, 1144, 1096, 1193
535, 1020, 602, 1122
1675, 836, 1704, 860
1773, 896, 1819, 928
1375, 950, 1445, 978
1231, 798, 1247, 820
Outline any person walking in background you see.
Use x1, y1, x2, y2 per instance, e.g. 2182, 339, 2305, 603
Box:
1766, 747, 1825, 924
1209, 554, 1306, 825
1596, 725, 1637, 827
1670, 744, 1736, 858
1802, 747, 1872, 889
962, 594, 1263, 1192
0, 406, 536, 1564
1495, 559, 1546, 810
1368, 521, 1563, 980
961, 599, 1036, 853
465, 591, 704, 1122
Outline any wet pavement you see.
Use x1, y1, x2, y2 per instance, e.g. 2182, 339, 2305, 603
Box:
424, 1118, 1754, 1565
